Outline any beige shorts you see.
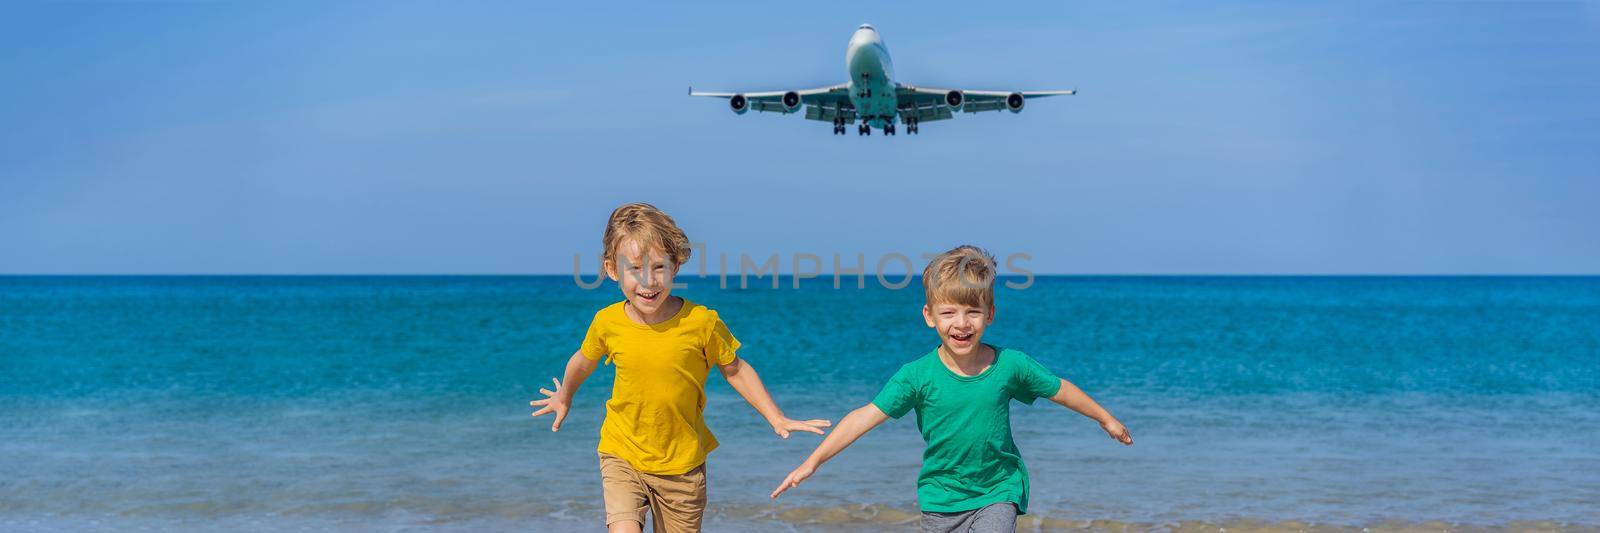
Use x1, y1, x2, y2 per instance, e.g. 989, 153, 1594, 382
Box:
598, 453, 707, 532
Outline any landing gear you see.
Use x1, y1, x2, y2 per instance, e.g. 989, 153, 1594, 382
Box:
858, 123, 870, 136
833, 117, 846, 135
906, 117, 919, 135
885, 123, 896, 136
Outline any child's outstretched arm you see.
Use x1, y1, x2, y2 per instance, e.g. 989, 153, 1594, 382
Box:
530, 350, 599, 432
770, 403, 890, 499
719, 356, 832, 438
1049, 378, 1133, 445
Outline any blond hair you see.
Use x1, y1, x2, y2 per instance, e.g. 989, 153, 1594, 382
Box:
922, 245, 997, 309
602, 203, 692, 269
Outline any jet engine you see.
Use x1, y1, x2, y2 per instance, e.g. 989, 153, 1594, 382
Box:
782, 91, 802, 112
1006, 92, 1024, 113
730, 94, 749, 115
944, 90, 964, 111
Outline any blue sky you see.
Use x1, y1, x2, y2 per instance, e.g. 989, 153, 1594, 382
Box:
2, 2, 1597, 274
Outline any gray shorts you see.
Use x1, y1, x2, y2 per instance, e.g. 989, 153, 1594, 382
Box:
920, 502, 1018, 533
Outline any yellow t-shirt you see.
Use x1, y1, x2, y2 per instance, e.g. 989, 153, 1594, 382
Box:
580, 299, 740, 475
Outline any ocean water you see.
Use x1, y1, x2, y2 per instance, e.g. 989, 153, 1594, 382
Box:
1, 276, 1597, 532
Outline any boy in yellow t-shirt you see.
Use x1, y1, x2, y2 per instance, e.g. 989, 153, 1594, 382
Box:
532, 203, 831, 533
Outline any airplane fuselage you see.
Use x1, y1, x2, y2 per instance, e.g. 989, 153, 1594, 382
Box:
846, 25, 896, 129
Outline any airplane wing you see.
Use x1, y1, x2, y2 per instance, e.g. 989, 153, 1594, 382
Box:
896, 85, 1075, 122
689, 84, 854, 121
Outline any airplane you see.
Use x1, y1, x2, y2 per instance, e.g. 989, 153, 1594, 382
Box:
689, 24, 1076, 136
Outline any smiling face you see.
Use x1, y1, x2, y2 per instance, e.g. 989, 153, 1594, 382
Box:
923, 300, 995, 358
605, 238, 679, 320
919, 245, 999, 359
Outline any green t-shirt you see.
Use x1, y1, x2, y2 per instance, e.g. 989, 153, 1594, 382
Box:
871, 345, 1062, 514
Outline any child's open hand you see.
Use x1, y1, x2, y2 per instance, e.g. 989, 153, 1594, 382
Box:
1101, 419, 1133, 445
772, 417, 832, 439
770, 462, 816, 499
530, 378, 569, 432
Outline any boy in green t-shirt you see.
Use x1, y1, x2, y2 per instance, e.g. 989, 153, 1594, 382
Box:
770, 245, 1133, 532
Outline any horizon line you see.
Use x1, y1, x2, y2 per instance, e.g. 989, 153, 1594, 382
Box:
3, 273, 1598, 278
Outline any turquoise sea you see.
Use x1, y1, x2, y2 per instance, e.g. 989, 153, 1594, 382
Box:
2, 276, 1597, 531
